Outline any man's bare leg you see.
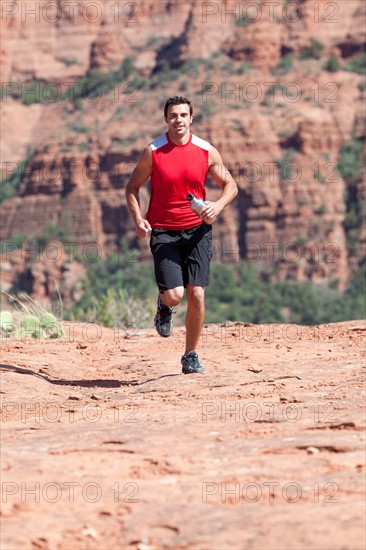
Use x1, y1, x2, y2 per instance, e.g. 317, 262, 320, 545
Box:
162, 287, 184, 307
184, 284, 205, 354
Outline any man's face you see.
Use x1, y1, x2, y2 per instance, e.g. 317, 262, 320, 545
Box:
165, 103, 193, 138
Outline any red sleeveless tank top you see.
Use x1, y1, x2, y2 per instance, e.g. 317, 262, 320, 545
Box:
146, 132, 211, 229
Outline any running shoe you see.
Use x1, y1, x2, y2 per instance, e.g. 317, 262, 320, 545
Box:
181, 351, 206, 374
154, 294, 175, 337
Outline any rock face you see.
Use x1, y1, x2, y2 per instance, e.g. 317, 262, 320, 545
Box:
1, 0, 365, 300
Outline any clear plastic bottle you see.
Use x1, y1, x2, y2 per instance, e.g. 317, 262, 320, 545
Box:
186, 193, 215, 224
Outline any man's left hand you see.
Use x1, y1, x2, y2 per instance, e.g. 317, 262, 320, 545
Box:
200, 201, 223, 222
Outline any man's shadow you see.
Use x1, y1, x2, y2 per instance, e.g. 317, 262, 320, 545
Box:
0, 364, 180, 388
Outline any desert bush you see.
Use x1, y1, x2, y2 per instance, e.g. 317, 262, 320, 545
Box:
0, 311, 15, 334
67, 287, 154, 328
300, 39, 324, 60
338, 139, 363, 184
1, 292, 64, 339
271, 54, 293, 75
20, 315, 42, 338
0, 158, 29, 203
344, 52, 366, 75
275, 148, 298, 182
338, 138, 364, 256
64, 56, 135, 105
325, 54, 340, 72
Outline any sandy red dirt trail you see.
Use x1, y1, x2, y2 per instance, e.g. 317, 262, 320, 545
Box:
1, 320, 365, 550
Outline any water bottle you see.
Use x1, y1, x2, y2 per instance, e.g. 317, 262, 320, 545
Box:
187, 193, 215, 225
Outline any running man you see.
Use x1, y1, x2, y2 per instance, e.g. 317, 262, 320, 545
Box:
125, 96, 238, 374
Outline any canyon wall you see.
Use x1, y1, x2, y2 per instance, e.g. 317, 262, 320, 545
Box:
1, 0, 365, 302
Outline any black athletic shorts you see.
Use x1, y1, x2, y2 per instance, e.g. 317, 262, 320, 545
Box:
149, 223, 213, 292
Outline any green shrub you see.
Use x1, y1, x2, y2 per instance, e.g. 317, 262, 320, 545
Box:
344, 52, 366, 75
180, 80, 189, 92
314, 168, 326, 183
79, 142, 89, 152
300, 39, 324, 60
0, 233, 28, 252
11, 233, 27, 249
39, 312, 57, 327
314, 204, 327, 215
236, 13, 253, 27
0, 311, 14, 333
338, 139, 363, 183
71, 124, 90, 134
64, 56, 135, 105
20, 315, 42, 338
60, 57, 79, 66
275, 148, 298, 182
339, 138, 364, 256
271, 54, 293, 75
325, 54, 340, 72
63, 245, 366, 327
40, 312, 64, 338
181, 58, 205, 75
29, 216, 74, 251
236, 62, 252, 74
0, 159, 29, 203
149, 61, 180, 89
20, 80, 61, 105
67, 287, 154, 328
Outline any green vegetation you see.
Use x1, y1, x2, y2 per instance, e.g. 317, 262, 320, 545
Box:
313, 167, 326, 183
194, 101, 215, 123
29, 218, 74, 251
205, 263, 366, 324
236, 61, 252, 74
0, 233, 28, 254
236, 14, 253, 27
79, 142, 89, 152
314, 204, 327, 215
0, 311, 14, 333
344, 52, 366, 75
271, 54, 293, 75
39, 312, 64, 338
59, 242, 366, 327
0, 56, 138, 109
1, 80, 70, 105
324, 54, 340, 73
1, 292, 64, 339
300, 39, 324, 60
0, 158, 29, 203
3, 54, 254, 111
2, 217, 75, 267
71, 124, 91, 134
180, 79, 189, 92
63, 56, 135, 106
338, 138, 363, 183
67, 287, 154, 328
275, 148, 298, 182
65, 248, 156, 327
60, 57, 79, 66
20, 315, 42, 338
338, 138, 365, 257
21, 80, 61, 105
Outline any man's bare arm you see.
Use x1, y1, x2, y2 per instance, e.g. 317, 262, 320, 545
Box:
125, 146, 153, 238
201, 146, 238, 222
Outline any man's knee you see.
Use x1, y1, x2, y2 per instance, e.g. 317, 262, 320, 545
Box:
163, 287, 184, 307
186, 285, 205, 307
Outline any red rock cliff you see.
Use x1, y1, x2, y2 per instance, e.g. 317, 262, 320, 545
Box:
1, 0, 365, 300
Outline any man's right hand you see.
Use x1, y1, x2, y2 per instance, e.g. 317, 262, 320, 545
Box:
136, 219, 152, 238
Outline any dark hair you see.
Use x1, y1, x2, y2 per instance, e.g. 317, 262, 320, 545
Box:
164, 96, 193, 118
